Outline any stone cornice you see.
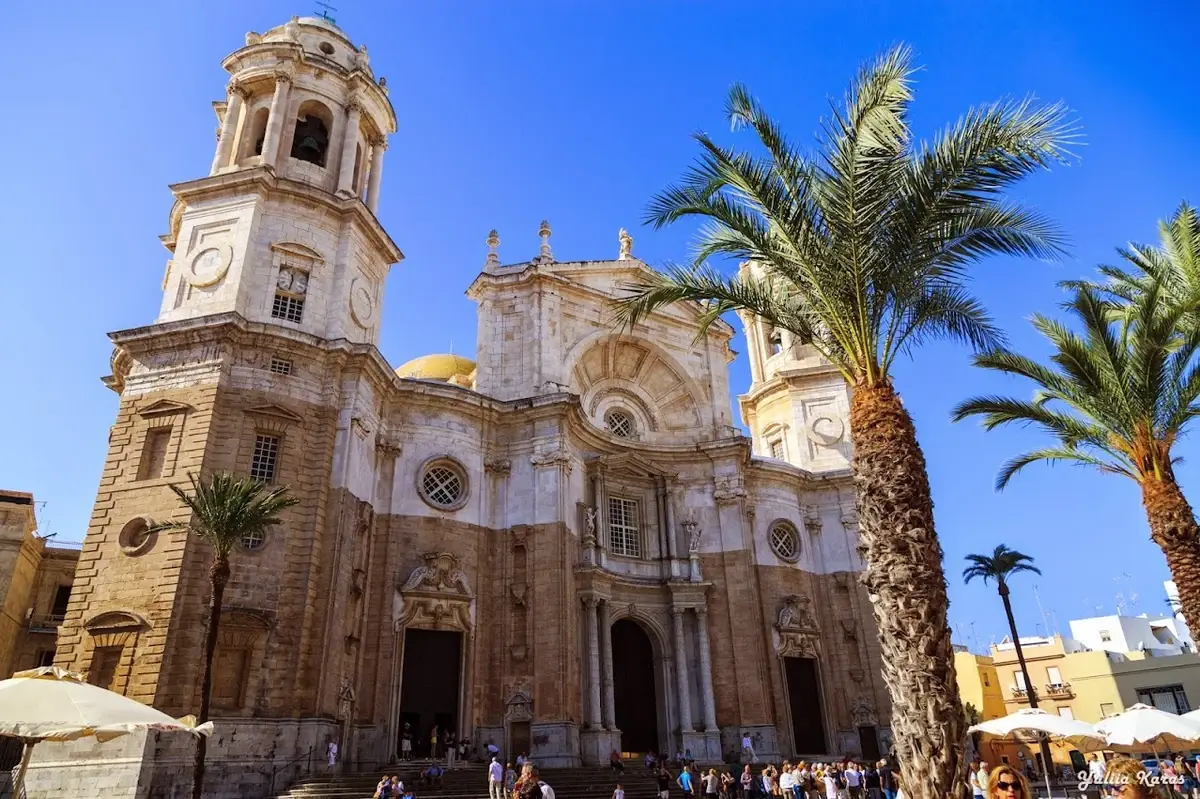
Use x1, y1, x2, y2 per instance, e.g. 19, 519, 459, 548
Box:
166, 167, 403, 264
467, 260, 735, 341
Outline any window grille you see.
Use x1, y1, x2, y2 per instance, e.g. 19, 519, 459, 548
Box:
250, 435, 280, 483
607, 497, 641, 558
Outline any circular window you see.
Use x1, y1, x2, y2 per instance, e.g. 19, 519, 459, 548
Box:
769, 521, 801, 563
240, 529, 267, 552
118, 516, 156, 557
417, 457, 470, 511
319, 42, 335, 55
605, 409, 634, 438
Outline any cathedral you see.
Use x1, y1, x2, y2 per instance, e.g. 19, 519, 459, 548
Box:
41, 15, 892, 797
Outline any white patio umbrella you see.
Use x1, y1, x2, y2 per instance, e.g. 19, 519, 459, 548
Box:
0, 667, 213, 797
1093, 703, 1200, 752
970, 708, 1107, 797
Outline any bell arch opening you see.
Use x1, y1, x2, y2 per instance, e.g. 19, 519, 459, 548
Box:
291, 101, 333, 166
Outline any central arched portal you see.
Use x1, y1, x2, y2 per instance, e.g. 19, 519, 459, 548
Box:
611, 619, 659, 754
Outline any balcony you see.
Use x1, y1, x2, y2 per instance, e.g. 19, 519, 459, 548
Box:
27, 613, 65, 634
1009, 686, 1031, 703
1045, 682, 1074, 699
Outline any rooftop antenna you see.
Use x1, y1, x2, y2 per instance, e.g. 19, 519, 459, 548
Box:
315, 0, 337, 24
1034, 584, 1050, 637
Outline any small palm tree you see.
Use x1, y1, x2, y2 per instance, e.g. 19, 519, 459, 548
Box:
614, 44, 1073, 799
1067, 202, 1200, 321
953, 281, 1200, 629
962, 546, 1051, 778
155, 472, 298, 799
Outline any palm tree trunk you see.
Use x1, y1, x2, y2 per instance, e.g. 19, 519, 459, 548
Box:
1144, 476, 1200, 633
193, 555, 230, 799
1000, 585, 1054, 781
849, 382, 964, 799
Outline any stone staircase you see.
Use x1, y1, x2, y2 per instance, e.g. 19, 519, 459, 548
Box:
276, 761, 679, 799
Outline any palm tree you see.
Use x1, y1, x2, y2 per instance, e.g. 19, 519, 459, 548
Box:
953, 281, 1200, 630
613, 45, 1073, 799
1066, 202, 1200, 322
962, 546, 1052, 774
155, 472, 298, 799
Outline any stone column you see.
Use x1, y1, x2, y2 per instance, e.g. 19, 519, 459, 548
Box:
211, 85, 246, 174
599, 600, 616, 730
695, 609, 718, 731
671, 607, 694, 732
592, 472, 607, 567
366, 138, 386, 212
664, 487, 678, 561
584, 597, 602, 728
260, 71, 293, 168
337, 101, 363, 196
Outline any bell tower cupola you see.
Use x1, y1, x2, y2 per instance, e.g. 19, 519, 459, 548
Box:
736, 261, 853, 474
155, 16, 401, 346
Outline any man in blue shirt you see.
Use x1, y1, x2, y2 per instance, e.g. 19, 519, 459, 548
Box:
678, 766, 694, 798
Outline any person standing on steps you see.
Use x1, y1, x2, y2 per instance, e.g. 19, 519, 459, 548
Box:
678, 765, 695, 799
741, 732, 757, 764
401, 724, 413, 761
740, 765, 754, 799
657, 766, 674, 799
489, 756, 505, 799
614, 782, 626, 799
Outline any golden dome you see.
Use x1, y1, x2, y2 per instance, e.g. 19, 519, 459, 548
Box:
394, 353, 476, 382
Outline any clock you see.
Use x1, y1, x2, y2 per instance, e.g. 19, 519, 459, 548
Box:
349, 278, 375, 326
184, 244, 233, 288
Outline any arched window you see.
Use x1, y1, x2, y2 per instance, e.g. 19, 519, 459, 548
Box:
241, 107, 270, 162
352, 142, 363, 193
768, 327, 783, 355
290, 101, 333, 167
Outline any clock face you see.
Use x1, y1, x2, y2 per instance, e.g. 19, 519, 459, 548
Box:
185, 245, 231, 287
350, 279, 375, 325
277, 268, 294, 291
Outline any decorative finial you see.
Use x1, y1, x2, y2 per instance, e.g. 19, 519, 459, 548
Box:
618, 228, 633, 260
486, 230, 501, 267
245, 31, 262, 46
285, 16, 302, 41
538, 220, 553, 263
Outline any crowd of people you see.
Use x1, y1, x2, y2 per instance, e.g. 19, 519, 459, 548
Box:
638, 757, 902, 799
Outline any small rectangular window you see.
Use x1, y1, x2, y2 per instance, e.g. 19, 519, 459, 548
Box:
983, 672, 990, 687
1100, 702, 1115, 717
212, 647, 249, 710
1014, 670, 1027, 690
769, 440, 785, 460
138, 427, 172, 480
268, 357, 293, 375
88, 646, 122, 691
607, 496, 641, 558
271, 293, 305, 323
249, 435, 280, 483
1058, 707, 1074, 719
1100, 630, 1112, 642
1047, 666, 1062, 685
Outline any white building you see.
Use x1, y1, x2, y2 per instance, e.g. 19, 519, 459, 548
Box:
1069, 613, 1194, 656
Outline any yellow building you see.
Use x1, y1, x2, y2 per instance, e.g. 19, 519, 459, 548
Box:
0, 490, 80, 677
957, 634, 1200, 767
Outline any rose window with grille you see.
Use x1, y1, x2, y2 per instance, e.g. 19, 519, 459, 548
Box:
420, 462, 466, 509
605, 409, 634, 438
770, 521, 800, 562
241, 529, 266, 552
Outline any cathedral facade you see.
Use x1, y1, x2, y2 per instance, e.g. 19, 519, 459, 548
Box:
47, 15, 891, 796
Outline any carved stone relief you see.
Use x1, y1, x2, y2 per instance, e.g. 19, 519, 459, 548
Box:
394, 552, 474, 633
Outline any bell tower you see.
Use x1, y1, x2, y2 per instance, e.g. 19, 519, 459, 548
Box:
157, 15, 401, 343
54, 15, 402, 774
735, 262, 853, 473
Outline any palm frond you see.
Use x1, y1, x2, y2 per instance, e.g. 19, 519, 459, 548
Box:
154, 471, 299, 558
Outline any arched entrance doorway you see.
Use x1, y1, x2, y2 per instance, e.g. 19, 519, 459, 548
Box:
611, 619, 658, 754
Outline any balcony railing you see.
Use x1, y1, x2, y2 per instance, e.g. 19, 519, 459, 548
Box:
1010, 686, 1030, 702
1045, 682, 1073, 698
28, 613, 65, 633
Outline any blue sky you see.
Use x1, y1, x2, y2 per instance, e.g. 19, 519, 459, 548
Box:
4, 1, 1199, 650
